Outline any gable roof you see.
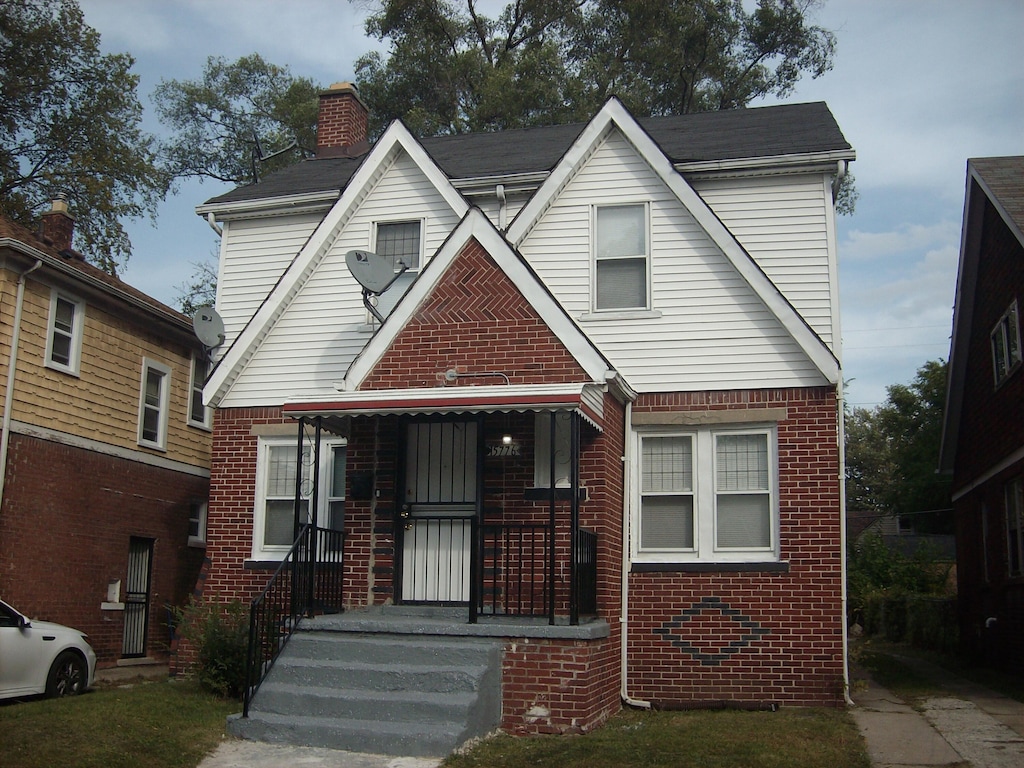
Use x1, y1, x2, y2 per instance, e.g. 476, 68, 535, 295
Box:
341, 207, 616, 390
204, 120, 472, 406
509, 97, 840, 384
199, 102, 853, 210
940, 156, 1024, 475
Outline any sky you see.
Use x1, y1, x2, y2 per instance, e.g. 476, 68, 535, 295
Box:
75, 0, 1024, 410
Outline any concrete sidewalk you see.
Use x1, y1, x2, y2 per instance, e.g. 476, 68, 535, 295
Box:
851, 653, 1024, 767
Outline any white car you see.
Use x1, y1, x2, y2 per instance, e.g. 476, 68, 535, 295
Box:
0, 599, 96, 700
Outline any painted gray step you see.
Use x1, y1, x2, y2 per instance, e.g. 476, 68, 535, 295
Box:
286, 631, 498, 666
254, 681, 475, 721
270, 655, 487, 692
227, 710, 466, 758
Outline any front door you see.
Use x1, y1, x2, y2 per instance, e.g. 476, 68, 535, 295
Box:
400, 420, 477, 603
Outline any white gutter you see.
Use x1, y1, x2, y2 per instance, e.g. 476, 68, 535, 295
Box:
620, 400, 651, 709
0, 259, 43, 508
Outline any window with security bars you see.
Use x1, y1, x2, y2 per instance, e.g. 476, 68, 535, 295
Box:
640, 436, 694, 550
595, 204, 648, 310
715, 433, 771, 549
254, 437, 346, 557
635, 427, 776, 562
373, 220, 421, 318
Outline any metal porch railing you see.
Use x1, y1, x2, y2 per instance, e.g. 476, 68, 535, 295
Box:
242, 524, 345, 717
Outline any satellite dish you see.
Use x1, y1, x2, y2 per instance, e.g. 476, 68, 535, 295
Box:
345, 250, 409, 324
192, 305, 225, 349
345, 249, 399, 295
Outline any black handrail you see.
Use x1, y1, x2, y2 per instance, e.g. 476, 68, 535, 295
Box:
242, 525, 345, 717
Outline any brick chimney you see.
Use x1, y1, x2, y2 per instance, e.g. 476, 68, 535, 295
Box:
316, 82, 370, 158
39, 197, 75, 253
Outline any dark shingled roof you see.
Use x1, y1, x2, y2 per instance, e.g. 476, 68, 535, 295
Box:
204, 101, 851, 207
970, 156, 1024, 236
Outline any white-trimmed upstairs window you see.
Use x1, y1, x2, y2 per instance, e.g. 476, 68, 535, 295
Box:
636, 427, 777, 564
253, 437, 346, 560
45, 290, 84, 375
594, 203, 649, 311
371, 220, 422, 319
991, 300, 1021, 387
188, 353, 212, 429
137, 359, 171, 450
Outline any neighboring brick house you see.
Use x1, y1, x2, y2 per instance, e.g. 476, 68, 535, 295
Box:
940, 156, 1024, 669
197, 83, 854, 733
0, 205, 212, 667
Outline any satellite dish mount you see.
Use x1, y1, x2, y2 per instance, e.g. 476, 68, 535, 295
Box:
345, 250, 409, 323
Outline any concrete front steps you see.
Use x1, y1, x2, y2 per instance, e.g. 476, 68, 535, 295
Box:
227, 610, 503, 758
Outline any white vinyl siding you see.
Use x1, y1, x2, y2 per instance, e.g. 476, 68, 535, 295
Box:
221, 152, 462, 408
635, 426, 778, 564
693, 174, 836, 347
518, 130, 825, 392
216, 212, 324, 348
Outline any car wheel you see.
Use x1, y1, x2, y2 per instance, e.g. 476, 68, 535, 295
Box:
46, 651, 86, 697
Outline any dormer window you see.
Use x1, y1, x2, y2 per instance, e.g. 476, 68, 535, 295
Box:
372, 220, 422, 319
593, 204, 649, 311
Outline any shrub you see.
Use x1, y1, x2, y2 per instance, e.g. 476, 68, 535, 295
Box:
174, 597, 249, 699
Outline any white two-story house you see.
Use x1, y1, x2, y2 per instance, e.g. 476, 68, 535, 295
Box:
194, 83, 854, 752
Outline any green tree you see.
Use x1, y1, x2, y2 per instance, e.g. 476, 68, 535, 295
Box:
845, 360, 952, 532
0, 0, 167, 274
354, 0, 835, 137
153, 54, 321, 185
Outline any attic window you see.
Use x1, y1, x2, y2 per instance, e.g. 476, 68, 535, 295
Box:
593, 204, 649, 311
371, 220, 421, 319
991, 300, 1021, 387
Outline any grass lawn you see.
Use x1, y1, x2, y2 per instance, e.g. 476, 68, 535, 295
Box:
444, 707, 870, 768
1, 677, 870, 768
0, 679, 238, 768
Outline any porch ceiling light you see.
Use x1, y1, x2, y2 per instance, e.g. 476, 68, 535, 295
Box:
502, 434, 513, 445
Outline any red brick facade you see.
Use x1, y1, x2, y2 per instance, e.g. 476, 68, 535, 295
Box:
0, 434, 209, 665
626, 387, 844, 707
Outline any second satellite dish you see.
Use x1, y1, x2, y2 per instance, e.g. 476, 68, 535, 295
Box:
192, 305, 225, 349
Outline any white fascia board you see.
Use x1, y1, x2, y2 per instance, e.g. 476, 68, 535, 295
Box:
508, 97, 840, 384
676, 149, 856, 176
344, 208, 613, 390
195, 190, 341, 220
204, 120, 472, 406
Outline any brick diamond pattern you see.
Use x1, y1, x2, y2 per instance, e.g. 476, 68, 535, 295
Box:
654, 597, 771, 666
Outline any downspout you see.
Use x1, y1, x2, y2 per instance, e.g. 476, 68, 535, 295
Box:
0, 259, 43, 510
620, 400, 651, 709
838, 385, 856, 706
206, 212, 223, 236
831, 160, 847, 203
496, 184, 507, 230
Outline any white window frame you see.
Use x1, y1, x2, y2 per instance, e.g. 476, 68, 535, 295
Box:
252, 436, 347, 560
1007, 477, 1023, 579
369, 219, 423, 320
592, 203, 650, 312
137, 358, 171, 450
632, 425, 779, 564
991, 300, 1022, 387
187, 353, 213, 430
534, 411, 572, 488
187, 500, 208, 548
44, 290, 84, 375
